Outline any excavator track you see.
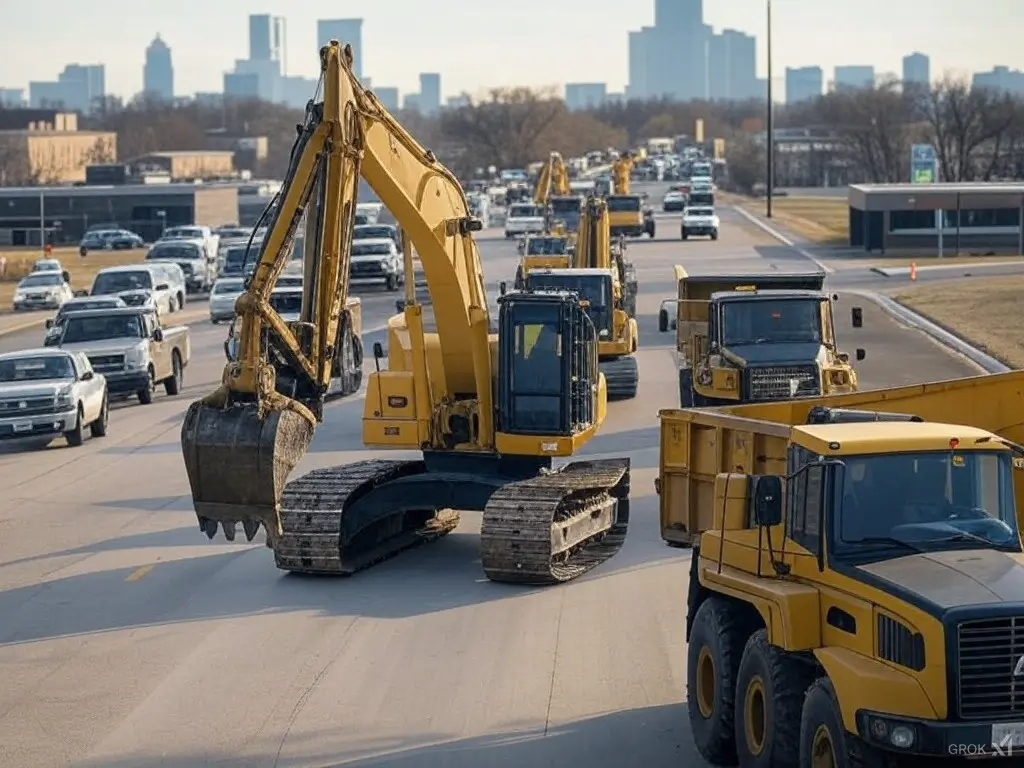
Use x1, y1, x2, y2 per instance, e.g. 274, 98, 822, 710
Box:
272, 459, 460, 575
600, 356, 639, 400
480, 458, 630, 585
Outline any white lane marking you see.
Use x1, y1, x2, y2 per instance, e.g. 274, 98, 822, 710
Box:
730, 205, 835, 274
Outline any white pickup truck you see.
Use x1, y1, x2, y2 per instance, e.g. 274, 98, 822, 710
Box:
504, 202, 546, 238
680, 205, 720, 241
53, 307, 190, 405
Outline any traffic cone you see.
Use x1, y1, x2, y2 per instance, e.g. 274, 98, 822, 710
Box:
910, 262, 917, 281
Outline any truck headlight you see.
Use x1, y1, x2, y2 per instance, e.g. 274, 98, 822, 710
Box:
56, 386, 73, 407
125, 346, 147, 368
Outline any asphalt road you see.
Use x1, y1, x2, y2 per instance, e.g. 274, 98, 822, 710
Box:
0, 200, 980, 768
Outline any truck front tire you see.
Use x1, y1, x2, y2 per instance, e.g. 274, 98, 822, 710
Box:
65, 406, 85, 446
799, 677, 878, 768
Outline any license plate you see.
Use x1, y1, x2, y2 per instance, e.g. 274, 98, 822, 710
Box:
992, 722, 1024, 749
13, 421, 32, 433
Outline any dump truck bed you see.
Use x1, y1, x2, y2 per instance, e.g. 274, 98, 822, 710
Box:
658, 369, 1024, 544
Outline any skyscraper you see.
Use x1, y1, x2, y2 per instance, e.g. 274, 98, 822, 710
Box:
833, 65, 876, 91
30, 64, 105, 112
785, 66, 823, 103
654, 0, 703, 30
249, 14, 286, 64
902, 53, 930, 86
708, 30, 757, 101
419, 73, 441, 115
627, 29, 651, 99
317, 19, 363, 80
143, 35, 174, 101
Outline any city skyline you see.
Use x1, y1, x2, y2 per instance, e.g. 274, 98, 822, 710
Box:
1, 0, 1023, 100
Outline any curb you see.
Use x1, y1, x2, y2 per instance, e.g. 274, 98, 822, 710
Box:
870, 261, 1024, 278
848, 289, 1008, 374
729, 205, 835, 274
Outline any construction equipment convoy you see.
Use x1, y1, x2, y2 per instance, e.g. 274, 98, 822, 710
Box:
516, 196, 639, 399
658, 371, 1024, 767
658, 267, 864, 409
179, 42, 631, 585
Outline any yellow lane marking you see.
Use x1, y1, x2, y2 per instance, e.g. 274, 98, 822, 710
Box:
125, 564, 155, 582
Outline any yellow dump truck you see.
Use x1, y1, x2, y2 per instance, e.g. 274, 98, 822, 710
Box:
658, 267, 864, 408
513, 233, 573, 288
658, 371, 1024, 766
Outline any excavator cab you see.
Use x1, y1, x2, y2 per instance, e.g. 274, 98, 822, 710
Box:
497, 290, 598, 436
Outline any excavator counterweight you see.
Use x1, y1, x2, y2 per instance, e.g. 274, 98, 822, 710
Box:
179, 42, 631, 584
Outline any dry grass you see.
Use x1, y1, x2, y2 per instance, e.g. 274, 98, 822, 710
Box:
0, 246, 147, 312
895, 275, 1024, 368
742, 196, 849, 245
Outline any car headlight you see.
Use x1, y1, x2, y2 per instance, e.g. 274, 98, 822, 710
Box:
56, 386, 73, 407
125, 346, 147, 368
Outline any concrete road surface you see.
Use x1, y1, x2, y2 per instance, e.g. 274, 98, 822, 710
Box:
0, 207, 979, 768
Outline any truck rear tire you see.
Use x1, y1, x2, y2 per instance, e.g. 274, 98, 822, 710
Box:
688, 597, 746, 766
735, 630, 814, 767
164, 352, 182, 396
679, 369, 695, 408
658, 308, 669, 333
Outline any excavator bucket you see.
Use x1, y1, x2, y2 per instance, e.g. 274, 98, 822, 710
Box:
180, 401, 314, 543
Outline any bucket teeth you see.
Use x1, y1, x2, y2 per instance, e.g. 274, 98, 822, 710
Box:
199, 516, 219, 539
222, 521, 237, 541
242, 519, 261, 542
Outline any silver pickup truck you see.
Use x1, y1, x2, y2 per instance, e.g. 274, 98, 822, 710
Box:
51, 306, 190, 404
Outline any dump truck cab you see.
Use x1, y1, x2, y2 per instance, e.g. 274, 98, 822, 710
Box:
658, 267, 863, 407
658, 394, 1024, 766
605, 194, 655, 239
548, 195, 584, 234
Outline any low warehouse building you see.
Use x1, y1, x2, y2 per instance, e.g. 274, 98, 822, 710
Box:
129, 151, 235, 181
848, 183, 1024, 254
0, 183, 238, 246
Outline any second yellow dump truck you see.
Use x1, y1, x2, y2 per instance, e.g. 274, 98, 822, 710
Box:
658, 371, 1024, 766
658, 267, 864, 408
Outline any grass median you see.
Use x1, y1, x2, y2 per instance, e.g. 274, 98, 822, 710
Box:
895, 275, 1024, 368
740, 196, 849, 245
0, 246, 147, 312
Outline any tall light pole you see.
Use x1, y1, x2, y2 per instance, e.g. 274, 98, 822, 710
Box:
766, 0, 775, 218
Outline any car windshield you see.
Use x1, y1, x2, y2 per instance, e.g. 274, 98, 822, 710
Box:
526, 237, 569, 255
61, 314, 145, 342
59, 300, 119, 316
0, 355, 74, 382
165, 228, 203, 239
20, 274, 63, 288
606, 196, 642, 212
834, 450, 1019, 551
213, 280, 244, 294
688, 208, 714, 217
93, 271, 153, 294
721, 298, 822, 345
510, 205, 542, 218
148, 243, 200, 259
35, 260, 60, 271
354, 226, 395, 240
270, 292, 302, 315
352, 243, 392, 256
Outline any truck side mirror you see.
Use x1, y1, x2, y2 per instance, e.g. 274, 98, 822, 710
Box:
851, 306, 863, 328
750, 475, 783, 527
499, 281, 507, 296
372, 341, 384, 360
856, 348, 866, 361
152, 328, 164, 342
45, 318, 53, 328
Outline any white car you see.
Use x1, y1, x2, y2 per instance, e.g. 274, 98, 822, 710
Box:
680, 206, 720, 241
350, 238, 403, 291
90, 265, 178, 316
662, 190, 686, 212
209, 277, 246, 323
12, 271, 74, 311
0, 348, 108, 446
504, 203, 546, 238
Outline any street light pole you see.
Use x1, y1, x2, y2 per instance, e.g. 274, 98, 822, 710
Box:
766, 0, 774, 218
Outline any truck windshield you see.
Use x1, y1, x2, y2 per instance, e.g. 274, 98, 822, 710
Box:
62, 315, 145, 342
352, 243, 392, 256
526, 237, 569, 255
92, 271, 153, 294
835, 450, 1019, 551
0, 355, 74, 382
606, 196, 642, 212
721, 298, 821, 345
549, 198, 582, 215
526, 274, 610, 332
688, 208, 715, 217
148, 244, 200, 259
19, 274, 63, 287
510, 205, 542, 218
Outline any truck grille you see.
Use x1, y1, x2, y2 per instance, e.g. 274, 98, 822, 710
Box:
746, 365, 820, 401
958, 616, 1024, 720
351, 262, 384, 275
88, 354, 125, 373
0, 396, 57, 417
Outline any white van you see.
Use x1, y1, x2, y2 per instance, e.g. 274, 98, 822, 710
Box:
90, 265, 179, 316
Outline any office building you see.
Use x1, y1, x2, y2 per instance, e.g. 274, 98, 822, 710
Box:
375, 87, 400, 112
565, 83, 607, 111
785, 66, 823, 103
223, 72, 260, 100
403, 93, 420, 111
29, 64, 105, 113
419, 73, 441, 115
833, 65, 875, 91
902, 53, 930, 86
655, 0, 703, 31
0, 88, 24, 107
446, 94, 470, 108
317, 19, 363, 80
708, 29, 757, 101
973, 66, 1024, 96
143, 35, 174, 101
249, 14, 285, 64
627, 28, 652, 99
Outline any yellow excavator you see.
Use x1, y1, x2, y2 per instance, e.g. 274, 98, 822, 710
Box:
515, 196, 639, 398
179, 42, 631, 584
606, 152, 655, 239
532, 151, 571, 206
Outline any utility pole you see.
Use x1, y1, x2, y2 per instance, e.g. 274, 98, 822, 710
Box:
766, 0, 775, 218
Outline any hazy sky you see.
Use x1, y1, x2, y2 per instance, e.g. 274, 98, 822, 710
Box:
1, 0, 1022, 98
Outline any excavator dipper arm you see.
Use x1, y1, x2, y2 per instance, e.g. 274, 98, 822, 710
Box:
181, 42, 631, 583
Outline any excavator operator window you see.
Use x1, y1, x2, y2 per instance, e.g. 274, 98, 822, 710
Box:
498, 296, 594, 436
